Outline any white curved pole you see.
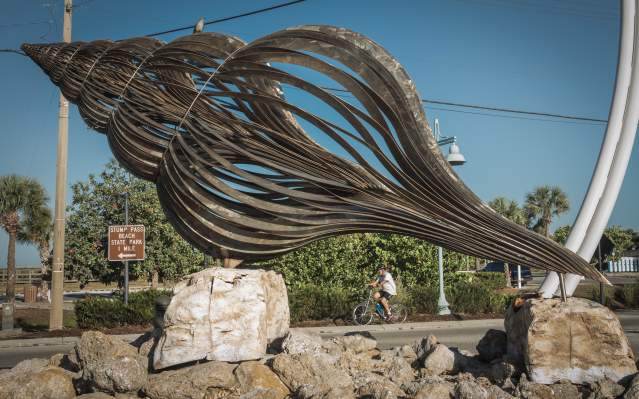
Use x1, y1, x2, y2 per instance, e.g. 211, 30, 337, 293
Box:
539, 0, 637, 298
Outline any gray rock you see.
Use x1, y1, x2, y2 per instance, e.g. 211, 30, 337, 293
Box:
76, 394, 116, 399
413, 381, 454, 399
333, 333, 377, 354
515, 373, 554, 399
549, 380, 581, 399
476, 329, 507, 363
0, 366, 76, 399
270, 352, 355, 398
352, 372, 404, 399
154, 268, 290, 369
402, 375, 452, 397
281, 330, 323, 355
49, 351, 81, 373
413, 334, 439, 361
76, 331, 148, 393
234, 360, 289, 399
389, 344, 418, 365
488, 361, 516, 386
143, 360, 238, 399
422, 343, 456, 375
240, 387, 283, 399
337, 348, 375, 375
376, 351, 415, 385
485, 385, 516, 399
587, 377, 625, 399
10, 357, 49, 374
506, 297, 637, 384
456, 378, 489, 399
624, 373, 639, 399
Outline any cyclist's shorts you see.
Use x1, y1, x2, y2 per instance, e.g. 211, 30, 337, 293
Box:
380, 290, 393, 300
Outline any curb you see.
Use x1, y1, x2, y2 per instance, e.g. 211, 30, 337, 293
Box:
0, 319, 505, 349
0, 333, 143, 349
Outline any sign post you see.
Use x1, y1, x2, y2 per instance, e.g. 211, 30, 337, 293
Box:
108, 221, 145, 304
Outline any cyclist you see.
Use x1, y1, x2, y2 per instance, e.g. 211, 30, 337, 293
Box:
369, 265, 396, 320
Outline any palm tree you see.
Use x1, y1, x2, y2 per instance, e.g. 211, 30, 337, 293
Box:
488, 197, 526, 287
524, 185, 570, 238
18, 206, 52, 299
0, 175, 48, 327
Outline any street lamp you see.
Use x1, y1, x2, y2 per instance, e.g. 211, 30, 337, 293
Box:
433, 118, 467, 315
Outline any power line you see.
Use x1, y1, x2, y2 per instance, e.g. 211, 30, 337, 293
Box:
144, 0, 308, 38
0, 48, 26, 57
321, 87, 607, 124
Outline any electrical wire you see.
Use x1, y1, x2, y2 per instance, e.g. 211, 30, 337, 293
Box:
143, 0, 307, 38
0, 49, 27, 56
321, 87, 607, 124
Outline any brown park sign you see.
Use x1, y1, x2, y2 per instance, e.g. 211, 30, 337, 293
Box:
108, 225, 145, 262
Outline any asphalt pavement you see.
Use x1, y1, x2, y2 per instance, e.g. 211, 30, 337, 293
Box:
3, 311, 639, 369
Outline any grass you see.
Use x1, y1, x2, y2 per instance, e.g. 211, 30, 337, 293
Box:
15, 308, 77, 331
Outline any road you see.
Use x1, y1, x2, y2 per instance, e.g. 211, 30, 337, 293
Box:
2, 311, 639, 369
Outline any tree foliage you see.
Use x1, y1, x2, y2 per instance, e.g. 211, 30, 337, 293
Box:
255, 232, 473, 292
552, 225, 572, 246
0, 175, 49, 308
65, 160, 203, 287
524, 185, 569, 237
605, 225, 636, 261
552, 224, 636, 263
488, 197, 526, 226
488, 196, 526, 287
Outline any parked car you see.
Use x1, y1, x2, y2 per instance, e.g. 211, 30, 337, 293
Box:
481, 261, 533, 286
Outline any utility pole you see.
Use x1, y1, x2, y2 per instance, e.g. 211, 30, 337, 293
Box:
123, 191, 129, 305
49, 0, 72, 330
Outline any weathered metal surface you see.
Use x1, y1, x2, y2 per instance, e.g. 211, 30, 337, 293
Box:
22, 26, 606, 282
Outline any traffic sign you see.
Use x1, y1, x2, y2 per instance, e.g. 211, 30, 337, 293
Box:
108, 225, 145, 262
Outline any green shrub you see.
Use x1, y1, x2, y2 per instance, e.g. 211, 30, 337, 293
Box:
75, 289, 171, 329
620, 284, 639, 308
288, 284, 361, 323
406, 285, 439, 314
474, 272, 508, 290
449, 282, 514, 314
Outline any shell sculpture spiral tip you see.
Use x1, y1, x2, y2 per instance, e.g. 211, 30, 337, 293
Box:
23, 25, 608, 284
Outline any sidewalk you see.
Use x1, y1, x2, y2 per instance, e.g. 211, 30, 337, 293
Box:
0, 318, 504, 349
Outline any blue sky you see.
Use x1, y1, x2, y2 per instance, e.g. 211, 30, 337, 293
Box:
1, 0, 637, 266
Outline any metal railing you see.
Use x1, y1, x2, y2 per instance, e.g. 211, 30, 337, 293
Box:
606, 257, 639, 273
0, 268, 42, 284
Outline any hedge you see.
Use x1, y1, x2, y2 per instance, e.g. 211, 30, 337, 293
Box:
75, 289, 170, 329
592, 284, 639, 309
75, 281, 514, 328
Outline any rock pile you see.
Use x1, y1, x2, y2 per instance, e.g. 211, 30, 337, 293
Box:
4, 328, 639, 399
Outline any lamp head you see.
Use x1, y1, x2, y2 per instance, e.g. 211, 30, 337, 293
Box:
446, 142, 466, 166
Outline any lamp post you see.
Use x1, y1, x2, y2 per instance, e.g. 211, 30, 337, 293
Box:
433, 118, 467, 315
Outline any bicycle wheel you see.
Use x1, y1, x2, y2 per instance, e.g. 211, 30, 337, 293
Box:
353, 302, 374, 325
390, 303, 408, 323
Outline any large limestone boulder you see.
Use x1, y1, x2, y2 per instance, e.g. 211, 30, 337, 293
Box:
505, 297, 637, 384
153, 267, 289, 369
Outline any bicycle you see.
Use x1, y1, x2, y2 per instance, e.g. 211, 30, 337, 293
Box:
352, 288, 408, 325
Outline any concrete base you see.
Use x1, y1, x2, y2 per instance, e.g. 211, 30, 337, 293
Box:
2, 303, 15, 331
505, 297, 637, 384
153, 268, 289, 369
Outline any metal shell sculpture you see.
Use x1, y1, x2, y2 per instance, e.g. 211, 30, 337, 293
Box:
22, 25, 606, 282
